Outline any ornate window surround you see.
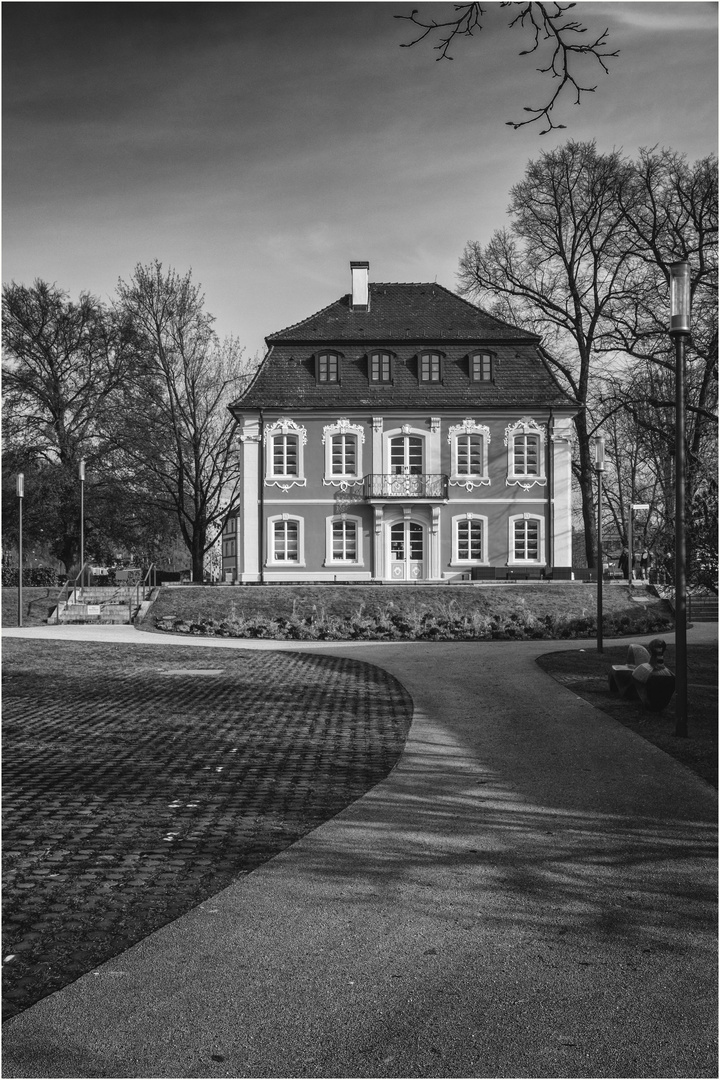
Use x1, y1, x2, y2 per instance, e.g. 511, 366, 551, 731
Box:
450, 512, 489, 565
448, 419, 491, 490
321, 418, 365, 490
324, 513, 365, 566
504, 417, 547, 491
264, 418, 308, 493
267, 514, 305, 566
507, 512, 545, 565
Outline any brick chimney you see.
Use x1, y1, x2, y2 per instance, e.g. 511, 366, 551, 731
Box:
350, 261, 369, 310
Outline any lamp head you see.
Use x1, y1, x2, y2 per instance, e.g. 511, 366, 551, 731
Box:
16, 473, 24, 498
594, 435, 605, 472
669, 261, 691, 334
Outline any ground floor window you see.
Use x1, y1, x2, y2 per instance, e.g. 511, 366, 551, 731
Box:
272, 519, 299, 562
326, 515, 363, 565
513, 517, 540, 561
332, 519, 357, 560
456, 517, 484, 561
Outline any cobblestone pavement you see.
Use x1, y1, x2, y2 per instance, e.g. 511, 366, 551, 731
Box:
1, 640, 413, 1021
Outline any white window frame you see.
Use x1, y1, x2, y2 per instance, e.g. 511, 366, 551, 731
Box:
322, 419, 365, 490
265, 418, 307, 492
448, 420, 491, 490
267, 514, 305, 566
451, 513, 489, 565
508, 513, 545, 565
504, 417, 547, 491
324, 514, 364, 566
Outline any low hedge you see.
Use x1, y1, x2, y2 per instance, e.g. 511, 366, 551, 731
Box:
154, 604, 673, 643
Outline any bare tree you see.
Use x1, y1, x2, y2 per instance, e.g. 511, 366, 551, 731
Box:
602, 149, 718, 586
458, 140, 634, 565
115, 262, 252, 582
2, 280, 134, 571
396, 2, 618, 133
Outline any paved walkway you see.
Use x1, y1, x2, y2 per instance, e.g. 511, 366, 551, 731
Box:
2, 645, 413, 1020
2, 623, 717, 1079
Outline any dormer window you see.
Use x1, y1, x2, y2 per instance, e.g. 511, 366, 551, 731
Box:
369, 351, 393, 384
419, 351, 443, 384
316, 351, 341, 383
471, 351, 494, 382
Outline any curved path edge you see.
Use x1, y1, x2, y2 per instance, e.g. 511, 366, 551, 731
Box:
2, 623, 717, 1079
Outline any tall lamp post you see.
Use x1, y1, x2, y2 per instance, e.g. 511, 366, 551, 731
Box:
79, 459, 86, 593
17, 473, 24, 627
669, 260, 691, 739
594, 435, 605, 653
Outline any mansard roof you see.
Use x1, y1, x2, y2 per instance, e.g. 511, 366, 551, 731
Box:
266, 283, 535, 343
234, 282, 576, 412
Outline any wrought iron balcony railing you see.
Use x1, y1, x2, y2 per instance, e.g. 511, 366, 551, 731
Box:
364, 474, 449, 499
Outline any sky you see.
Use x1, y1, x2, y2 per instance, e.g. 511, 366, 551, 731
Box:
3, 1, 717, 360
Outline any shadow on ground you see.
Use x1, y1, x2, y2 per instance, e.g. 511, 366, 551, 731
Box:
1, 642, 413, 1020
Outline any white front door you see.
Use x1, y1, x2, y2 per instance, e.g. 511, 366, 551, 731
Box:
389, 521, 424, 580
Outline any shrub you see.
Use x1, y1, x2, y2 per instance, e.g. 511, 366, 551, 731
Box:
2, 565, 59, 587
152, 598, 673, 643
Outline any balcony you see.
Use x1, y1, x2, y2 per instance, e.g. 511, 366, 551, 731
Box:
364, 474, 449, 500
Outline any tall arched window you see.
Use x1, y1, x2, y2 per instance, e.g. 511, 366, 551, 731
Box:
448, 420, 491, 489
504, 418, 547, 491
322, 420, 365, 488
265, 419, 307, 492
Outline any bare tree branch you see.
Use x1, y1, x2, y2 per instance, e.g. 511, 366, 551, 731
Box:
396, 2, 618, 133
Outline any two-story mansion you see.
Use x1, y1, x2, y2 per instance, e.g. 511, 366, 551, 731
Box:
224, 262, 578, 584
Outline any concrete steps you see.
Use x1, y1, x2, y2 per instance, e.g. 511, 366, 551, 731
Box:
49, 587, 156, 625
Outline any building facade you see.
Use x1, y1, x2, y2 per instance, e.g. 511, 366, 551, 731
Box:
224, 262, 578, 584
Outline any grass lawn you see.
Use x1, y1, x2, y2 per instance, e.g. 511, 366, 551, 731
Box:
1, 586, 63, 628
141, 582, 674, 642
1, 639, 412, 1019
536, 643, 718, 788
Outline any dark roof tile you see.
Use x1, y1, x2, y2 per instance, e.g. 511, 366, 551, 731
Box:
233, 282, 576, 412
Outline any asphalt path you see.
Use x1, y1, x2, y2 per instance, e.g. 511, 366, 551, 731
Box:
2, 623, 717, 1079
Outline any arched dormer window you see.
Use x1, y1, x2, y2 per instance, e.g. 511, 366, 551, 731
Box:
316, 351, 342, 384
369, 350, 394, 385
419, 351, 444, 384
470, 351, 495, 383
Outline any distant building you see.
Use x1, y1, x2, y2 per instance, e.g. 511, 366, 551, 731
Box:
224, 262, 578, 583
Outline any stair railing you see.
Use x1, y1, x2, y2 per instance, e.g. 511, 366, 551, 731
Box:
55, 561, 92, 624
131, 564, 156, 624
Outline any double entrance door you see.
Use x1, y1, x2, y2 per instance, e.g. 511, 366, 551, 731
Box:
390, 520, 424, 580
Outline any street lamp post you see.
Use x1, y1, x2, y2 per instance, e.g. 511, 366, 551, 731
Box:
594, 435, 605, 653
669, 260, 691, 739
17, 473, 24, 627
79, 459, 85, 594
